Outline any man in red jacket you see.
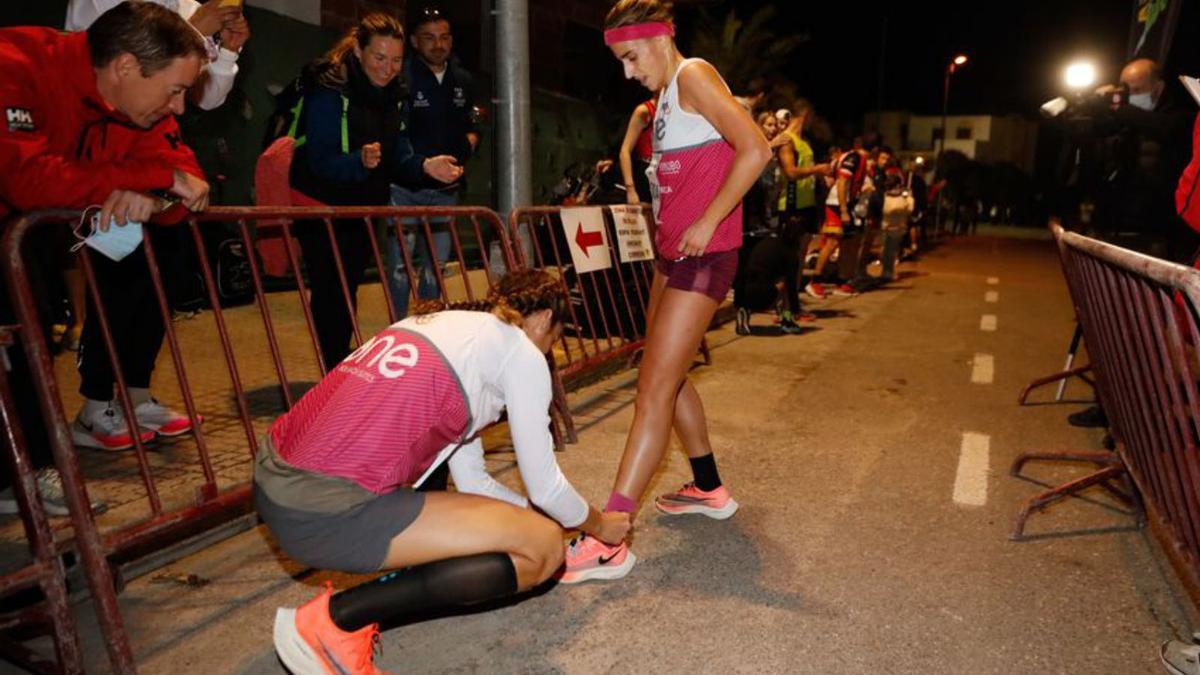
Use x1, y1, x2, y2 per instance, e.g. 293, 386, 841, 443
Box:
0, 1, 211, 471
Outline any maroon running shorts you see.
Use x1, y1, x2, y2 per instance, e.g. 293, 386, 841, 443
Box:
654, 249, 739, 302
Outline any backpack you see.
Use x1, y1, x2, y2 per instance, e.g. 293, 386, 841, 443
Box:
253, 75, 348, 276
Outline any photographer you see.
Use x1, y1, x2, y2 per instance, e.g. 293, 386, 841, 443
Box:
1093, 59, 1195, 262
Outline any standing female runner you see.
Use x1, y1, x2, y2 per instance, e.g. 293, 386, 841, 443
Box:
563, 0, 770, 583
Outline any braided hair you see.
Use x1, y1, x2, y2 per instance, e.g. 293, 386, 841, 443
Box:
410, 269, 568, 327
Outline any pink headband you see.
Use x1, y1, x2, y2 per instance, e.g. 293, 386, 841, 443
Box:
603, 22, 674, 46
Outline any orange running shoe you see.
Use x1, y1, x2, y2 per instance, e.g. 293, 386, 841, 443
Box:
654, 482, 739, 519
560, 534, 636, 584
273, 582, 385, 675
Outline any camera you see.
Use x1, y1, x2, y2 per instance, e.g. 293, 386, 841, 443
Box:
1040, 83, 1127, 121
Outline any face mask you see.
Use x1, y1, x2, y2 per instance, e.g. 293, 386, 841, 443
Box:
1129, 92, 1154, 111
71, 209, 144, 262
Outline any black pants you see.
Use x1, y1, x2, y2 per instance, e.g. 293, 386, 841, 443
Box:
296, 219, 371, 369
0, 288, 55, 489
76, 230, 175, 402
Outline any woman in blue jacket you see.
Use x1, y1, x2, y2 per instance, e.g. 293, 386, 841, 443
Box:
290, 12, 461, 369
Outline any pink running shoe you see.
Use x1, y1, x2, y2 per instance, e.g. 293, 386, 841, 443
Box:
655, 483, 739, 520
560, 535, 636, 584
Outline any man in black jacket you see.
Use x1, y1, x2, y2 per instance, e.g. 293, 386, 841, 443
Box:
1095, 58, 1196, 262
387, 6, 480, 318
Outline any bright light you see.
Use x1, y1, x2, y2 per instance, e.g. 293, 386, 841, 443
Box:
1064, 61, 1097, 90
953, 55, 968, 66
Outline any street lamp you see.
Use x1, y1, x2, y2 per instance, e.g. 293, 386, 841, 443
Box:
936, 53, 969, 232
1064, 60, 1097, 90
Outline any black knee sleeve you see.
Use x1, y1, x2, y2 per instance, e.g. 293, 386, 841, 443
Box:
328, 552, 518, 632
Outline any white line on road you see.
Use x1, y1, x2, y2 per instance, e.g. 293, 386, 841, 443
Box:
953, 432, 991, 506
987, 277, 999, 285
980, 315, 998, 332
985, 290, 999, 303
971, 353, 994, 384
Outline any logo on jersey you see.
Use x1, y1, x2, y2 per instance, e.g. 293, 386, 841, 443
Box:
413, 91, 430, 108
452, 87, 466, 107
342, 331, 420, 379
5, 108, 34, 132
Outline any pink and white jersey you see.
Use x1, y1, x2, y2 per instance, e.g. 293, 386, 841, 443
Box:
647, 57, 742, 258
267, 311, 589, 526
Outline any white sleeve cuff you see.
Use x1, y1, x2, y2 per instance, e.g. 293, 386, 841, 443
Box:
209, 47, 240, 75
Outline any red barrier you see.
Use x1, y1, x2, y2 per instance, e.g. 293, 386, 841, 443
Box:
0, 205, 531, 671
1011, 224, 1200, 608
0, 325, 92, 674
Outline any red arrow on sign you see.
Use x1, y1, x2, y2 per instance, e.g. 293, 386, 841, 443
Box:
574, 222, 603, 258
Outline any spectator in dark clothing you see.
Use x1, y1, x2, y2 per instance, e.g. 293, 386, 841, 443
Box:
734, 234, 810, 336
1095, 58, 1196, 262
1070, 58, 1195, 430
386, 7, 479, 318
290, 13, 461, 370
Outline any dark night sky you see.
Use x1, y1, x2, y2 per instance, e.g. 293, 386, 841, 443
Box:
680, 1, 1140, 124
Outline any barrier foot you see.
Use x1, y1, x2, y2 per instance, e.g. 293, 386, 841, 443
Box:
698, 337, 712, 366
1017, 364, 1093, 405
1009, 453, 1126, 541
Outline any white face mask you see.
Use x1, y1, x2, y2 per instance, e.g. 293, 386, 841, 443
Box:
72, 210, 145, 262
1129, 92, 1155, 111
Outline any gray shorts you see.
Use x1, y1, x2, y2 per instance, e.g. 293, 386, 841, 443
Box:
253, 437, 426, 574
254, 485, 425, 574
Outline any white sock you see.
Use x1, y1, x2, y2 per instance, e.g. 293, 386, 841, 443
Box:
82, 398, 109, 417
128, 388, 152, 408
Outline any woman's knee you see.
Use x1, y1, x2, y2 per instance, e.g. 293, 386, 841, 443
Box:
509, 515, 563, 588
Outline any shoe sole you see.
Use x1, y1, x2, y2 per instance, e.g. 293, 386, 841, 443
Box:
1160, 640, 1197, 675
71, 428, 136, 452
655, 498, 739, 520
273, 608, 325, 675
559, 550, 637, 584
147, 423, 193, 438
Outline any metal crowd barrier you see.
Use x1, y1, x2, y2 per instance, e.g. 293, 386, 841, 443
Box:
509, 205, 712, 397
0, 205, 526, 672
0, 324, 95, 674
1010, 223, 1200, 608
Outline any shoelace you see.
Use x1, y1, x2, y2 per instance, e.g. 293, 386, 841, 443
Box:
567, 533, 588, 552
351, 624, 383, 672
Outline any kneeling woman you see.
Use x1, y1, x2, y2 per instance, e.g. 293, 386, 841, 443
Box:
258, 270, 630, 674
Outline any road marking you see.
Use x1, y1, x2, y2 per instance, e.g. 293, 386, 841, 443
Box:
980, 314, 997, 332
953, 432, 991, 506
971, 353, 994, 384
985, 290, 999, 303
987, 277, 999, 285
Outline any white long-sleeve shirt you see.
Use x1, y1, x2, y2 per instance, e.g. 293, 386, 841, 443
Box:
65, 0, 239, 111
406, 312, 589, 528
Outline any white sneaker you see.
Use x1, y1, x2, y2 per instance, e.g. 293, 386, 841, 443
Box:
72, 403, 156, 451
0, 468, 107, 517
128, 398, 199, 437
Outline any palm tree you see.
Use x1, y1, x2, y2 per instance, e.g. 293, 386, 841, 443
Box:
688, 5, 808, 92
